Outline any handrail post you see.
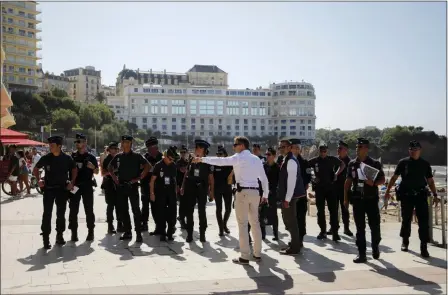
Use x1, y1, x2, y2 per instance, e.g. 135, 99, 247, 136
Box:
440, 195, 446, 247
428, 195, 434, 243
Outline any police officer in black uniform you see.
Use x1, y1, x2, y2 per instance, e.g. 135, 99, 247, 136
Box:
108, 135, 150, 243
263, 147, 280, 241
69, 133, 99, 242
331, 140, 353, 236
213, 146, 233, 237
384, 140, 438, 257
150, 146, 179, 241
33, 136, 77, 249
309, 143, 345, 241
252, 144, 266, 163
101, 141, 123, 234
344, 138, 385, 263
176, 145, 190, 229
290, 139, 311, 246
180, 139, 214, 243
141, 137, 163, 234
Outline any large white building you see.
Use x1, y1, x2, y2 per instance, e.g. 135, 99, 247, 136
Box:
108, 65, 316, 144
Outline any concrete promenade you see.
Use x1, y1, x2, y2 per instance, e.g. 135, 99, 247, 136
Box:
1, 175, 446, 294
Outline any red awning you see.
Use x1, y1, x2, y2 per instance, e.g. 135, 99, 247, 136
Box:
0, 138, 46, 146
0, 128, 28, 139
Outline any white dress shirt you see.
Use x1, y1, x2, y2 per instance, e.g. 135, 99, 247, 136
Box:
31, 153, 41, 171
201, 150, 269, 199
285, 159, 298, 202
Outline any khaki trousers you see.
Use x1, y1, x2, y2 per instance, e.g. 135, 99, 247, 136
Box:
235, 189, 262, 260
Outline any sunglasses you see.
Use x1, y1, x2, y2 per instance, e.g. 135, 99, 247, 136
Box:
233, 143, 241, 147
319, 149, 328, 152
279, 146, 288, 149
74, 140, 83, 144
180, 151, 187, 153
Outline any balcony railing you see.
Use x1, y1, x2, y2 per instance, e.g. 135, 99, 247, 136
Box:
1, 38, 41, 49
5, 2, 41, 13
4, 59, 38, 67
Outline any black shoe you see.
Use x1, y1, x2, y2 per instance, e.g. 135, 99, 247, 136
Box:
160, 235, 167, 242
344, 228, 353, 237
41, 233, 51, 249
141, 223, 149, 232
224, 226, 230, 234
219, 231, 224, 237
136, 233, 143, 243
55, 233, 66, 245
262, 235, 266, 240
149, 231, 160, 236
86, 230, 94, 241
372, 246, 380, 260
332, 233, 341, 242
272, 236, 279, 241
326, 230, 332, 235
420, 243, 430, 258
401, 239, 409, 252
120, 232, 132, 240
353, 254, 367, 263
252, 255, 261, 261
232, 258, 249, 265
108, 223, 116, 234
317, 232, 327, 240
299, 240, 304, 249
71, 231, 79, 242
116, 223, 125, 233
186, 235, 193, 243
280, 248, 300, 256
200, 232, 206, 243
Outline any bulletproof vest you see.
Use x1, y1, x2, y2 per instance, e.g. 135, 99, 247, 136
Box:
154, 162, 177, 189
277, 153, 306, 201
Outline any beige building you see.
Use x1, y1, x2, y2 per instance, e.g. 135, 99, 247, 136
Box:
63, 66, 101, 102
1, 1, 42, 93
187, 65, 228, 88
101, 85, 116, 96
40, 72, 70, 93
1, 46, 15, 128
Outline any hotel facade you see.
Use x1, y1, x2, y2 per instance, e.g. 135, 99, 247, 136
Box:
1, 1, 42, 93
108, 65, 316, 144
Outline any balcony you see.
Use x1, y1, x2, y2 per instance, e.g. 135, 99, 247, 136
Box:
4, 59, 38, 67
1, 38, 41, 50
5, 2, 41, 14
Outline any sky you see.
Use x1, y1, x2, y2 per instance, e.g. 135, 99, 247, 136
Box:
39, 1, 447, 134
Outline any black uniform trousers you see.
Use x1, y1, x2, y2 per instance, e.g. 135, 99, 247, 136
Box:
214, 185, 233, 231
68, 185, 95, 231
352, 197, 381, 254
282, 197, 301, 252
335, 183, 350, 229
41, 188, 68, 235
156, 187, 177, 236
104, 180, 121, 224
184, 180, 208, 234
267, 191, 279, 237
315, 185, 339, 234
140, 182, 152, 226
118, 183, 142, 233
399, 192, 429, 243
296, 197, 308, 238
178, 184, 186, 222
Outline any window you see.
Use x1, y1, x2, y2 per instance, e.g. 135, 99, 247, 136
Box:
131, 118, 137, 124
142, 118, 147, 123
144, 106, 149, 114
191, 118, 195, 123
134, 88, 138, 92
207, 90, 214, 94
172, 125, 176, 130
290, 126, 296, 130
217, 101, 224, 115
150, 100, 158, 113
199, 100, 215, 115
152, 118, 157, 123
174, 89, 182, 94
251, 107, 257, 116
235, 119, 240, 124
172, 118, 176, 122
243, 119, 248, 124
209, 119, 213, 124
190, 100, 197, 115
280, 91, 285, 96
308, 120, 312, 124
288, 91, 296, 96
227, 100, 239, 115
252, 126, 256, 131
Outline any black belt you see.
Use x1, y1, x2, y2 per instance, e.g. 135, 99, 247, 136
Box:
241, 187, 259, 190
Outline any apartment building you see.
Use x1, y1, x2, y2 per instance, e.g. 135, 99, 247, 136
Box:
40, 72, 70, 93
63, 66, 101, 102
101, 85, 116, 96
108, 65, 316, 144
1, 1, 42, 93
0, 46, 15, 128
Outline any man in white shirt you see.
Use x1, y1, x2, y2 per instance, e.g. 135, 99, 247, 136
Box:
193, 136, 269, 265
277, 139, 307, 255
31, 148, 41, 172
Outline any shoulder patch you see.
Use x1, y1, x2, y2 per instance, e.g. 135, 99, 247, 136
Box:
306, 168, 312, 174
210, 166, 214, 171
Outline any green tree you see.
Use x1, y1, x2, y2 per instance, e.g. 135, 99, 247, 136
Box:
125, 122, 139, 134
51, 88, 69, 99
79, 103, 115, 130
11, 92, 48, 131
52, 109, 80, 137
95, 92, 107, 104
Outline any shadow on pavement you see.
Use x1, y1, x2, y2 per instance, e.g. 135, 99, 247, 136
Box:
295, 247, 345, 283
367, 259, 444, 294
17, 240, 94, 271
187, 239, 228, 263
98, 233, 132, 260
0, 192, 40, 205
407, 249, 448, 270
211, 253, 294, 295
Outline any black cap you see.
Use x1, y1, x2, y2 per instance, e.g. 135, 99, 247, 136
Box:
409, 140, 421, 150
289, 138, 301, 145
217, 146, 228, 156
108, 141, 119, 149
338, 140, 348, 148
145, 137, 158, 147
253, 144, 261, 149
180, 145, 188, 152
266, 147, 276, 155
8, 144, 17, 148
75, 133, 86, 140
194, 139, 210, 149
319, 143, 328, 149
121, 135, 133, 141
357, 138, 370, 146
48, 136, 63, 145
165, 146, 179, 160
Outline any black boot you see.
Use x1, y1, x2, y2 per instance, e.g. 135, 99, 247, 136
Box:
41, 233, 51, 249
223, 225, 230, 234
332, 232, 341, 242
317, 232, 327, 240
200, 230, 206, 243
401, 238, 409, 252
372, 245, 380, 260
55, 232, 66, 245
420, 243, 430, 258
219, 228, 224, 237
353, 253, 367, 263
71, 230, 79, 242
186, 232, 193, 243
344, 226, 353, 237
117, 222, 125, 233
86, 229, 94, 241
108, 223, 116, 234
136, 232, 143, 243
120, 232, 132, 240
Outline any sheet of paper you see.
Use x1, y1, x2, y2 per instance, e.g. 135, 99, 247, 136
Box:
360, 163, 380, 180
357, 168, 366, 180
70, 186, 79, 194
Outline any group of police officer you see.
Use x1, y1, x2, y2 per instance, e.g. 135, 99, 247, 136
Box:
33, 133, 439, 263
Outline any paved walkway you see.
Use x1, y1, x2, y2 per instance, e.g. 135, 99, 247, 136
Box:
1, 176, 446, 294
